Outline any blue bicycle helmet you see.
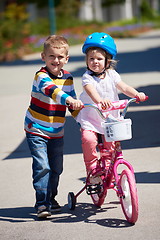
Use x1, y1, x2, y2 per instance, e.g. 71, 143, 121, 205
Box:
82, 32, 117, 59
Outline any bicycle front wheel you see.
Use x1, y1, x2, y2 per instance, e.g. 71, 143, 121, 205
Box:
119, 169, 138, 224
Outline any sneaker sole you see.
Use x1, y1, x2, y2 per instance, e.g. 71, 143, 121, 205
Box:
37, 211, 51, 218
50, 208, 61, 213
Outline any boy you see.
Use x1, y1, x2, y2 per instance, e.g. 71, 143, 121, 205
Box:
24, 35, 83, 218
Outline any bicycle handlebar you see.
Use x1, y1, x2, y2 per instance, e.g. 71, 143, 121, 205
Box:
96, 96, 148, 111
83, 96, 148, 120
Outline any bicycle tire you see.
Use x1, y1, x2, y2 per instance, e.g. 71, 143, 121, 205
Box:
68, 192, 76, 210
119, 169, 138, 223
91, 189, 107, 207
89, 175, 107, 207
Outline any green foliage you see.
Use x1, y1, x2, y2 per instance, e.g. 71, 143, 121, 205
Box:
16, 0, 73, 8
0, 3, 31, 61
30, 18, 50, 35
56, 0, 80, 30
17, 0, 45, 8
0, 0, 159, 62
102, 0, 125, 7
140, 0, 156, 20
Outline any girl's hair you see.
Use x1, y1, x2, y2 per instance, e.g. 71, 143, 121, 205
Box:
86, 47, 118, 70
43, 35, 69, 55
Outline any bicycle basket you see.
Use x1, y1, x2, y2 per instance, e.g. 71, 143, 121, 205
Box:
102, 119, 132, 142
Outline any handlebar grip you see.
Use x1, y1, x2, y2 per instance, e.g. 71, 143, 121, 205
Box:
135, 95, 149, 102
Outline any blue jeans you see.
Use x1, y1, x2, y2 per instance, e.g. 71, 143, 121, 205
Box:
26, 132, 64, 210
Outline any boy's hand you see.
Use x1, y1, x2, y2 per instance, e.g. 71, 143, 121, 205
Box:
136, 92, 147, 102
71, 99, 83, 110
99, 99, 112, 110
66, 97, 83, 110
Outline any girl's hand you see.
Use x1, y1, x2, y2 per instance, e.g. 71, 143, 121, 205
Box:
99, 99, 112, 110
136, 92, 147, 102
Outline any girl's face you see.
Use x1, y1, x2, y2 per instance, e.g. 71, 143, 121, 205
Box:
41, 47, 69, 76
87, 49, 107, 74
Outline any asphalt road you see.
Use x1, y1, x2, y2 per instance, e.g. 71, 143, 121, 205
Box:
0, 30, 160, 240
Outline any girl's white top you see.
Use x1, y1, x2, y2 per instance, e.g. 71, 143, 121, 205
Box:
76, 69, 121, 134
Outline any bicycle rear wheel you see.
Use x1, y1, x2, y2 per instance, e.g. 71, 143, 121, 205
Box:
91, 188, 107, 207
119, 169, 138, 223
88, 175, 107, 207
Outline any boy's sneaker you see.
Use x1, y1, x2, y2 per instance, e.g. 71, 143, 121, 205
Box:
37, 206, 51, 218
50, 199, 61, 213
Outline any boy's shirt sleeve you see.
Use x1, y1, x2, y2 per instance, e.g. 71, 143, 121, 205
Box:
66, 82, 80, 118
34, 68, 79, 118
34, 71, 69, 105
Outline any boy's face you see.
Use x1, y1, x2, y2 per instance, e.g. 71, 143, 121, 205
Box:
87, 49, 107, 74
41, 47, 69, 76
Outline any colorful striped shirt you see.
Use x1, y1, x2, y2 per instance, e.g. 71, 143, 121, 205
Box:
24, 67, 78, 138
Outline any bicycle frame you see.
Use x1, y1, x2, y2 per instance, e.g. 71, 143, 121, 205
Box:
99, 141, 134, 197
73, 97, 142, 199
74, 140, 134, 200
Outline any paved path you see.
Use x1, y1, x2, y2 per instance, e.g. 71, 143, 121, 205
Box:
0, 30, 160, 240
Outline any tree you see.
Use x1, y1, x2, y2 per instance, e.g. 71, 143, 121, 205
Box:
102, 0, 125, 7
17, 0, 66, 8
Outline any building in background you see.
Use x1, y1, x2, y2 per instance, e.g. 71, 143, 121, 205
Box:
0, 0, 159, 23
79, 0, 160, 22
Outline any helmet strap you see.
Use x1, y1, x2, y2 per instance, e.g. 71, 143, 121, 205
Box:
89, 68, 106, 77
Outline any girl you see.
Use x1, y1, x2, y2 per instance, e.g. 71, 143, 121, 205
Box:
76, 32, 146, 183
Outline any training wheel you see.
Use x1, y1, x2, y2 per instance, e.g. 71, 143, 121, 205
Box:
68, 192, 76, 210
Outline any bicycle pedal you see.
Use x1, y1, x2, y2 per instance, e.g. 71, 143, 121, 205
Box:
86, 184, 103, 195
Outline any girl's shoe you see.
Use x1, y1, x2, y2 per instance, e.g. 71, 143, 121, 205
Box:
89, 175, 102, 185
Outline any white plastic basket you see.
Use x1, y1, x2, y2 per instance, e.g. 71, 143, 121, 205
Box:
102, 119, 132, 142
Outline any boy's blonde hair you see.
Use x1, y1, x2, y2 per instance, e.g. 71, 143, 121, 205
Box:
86, 47, 117, 69
43, 35, 69, 55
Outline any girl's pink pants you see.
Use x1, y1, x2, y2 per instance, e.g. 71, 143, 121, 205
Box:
81, 129, 115, 174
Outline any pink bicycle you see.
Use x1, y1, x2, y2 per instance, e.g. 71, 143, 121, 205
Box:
68, 96, 148, 224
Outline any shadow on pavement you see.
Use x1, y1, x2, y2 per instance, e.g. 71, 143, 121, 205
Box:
117, 46, 160, 74
71, 46, 160, 77
0, 203, 133, 227
135, 172, 160, 183
49, 203, 133, 227
1, 46, 160, 76
0, 170, 159, 224
0, 207, 37, 222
